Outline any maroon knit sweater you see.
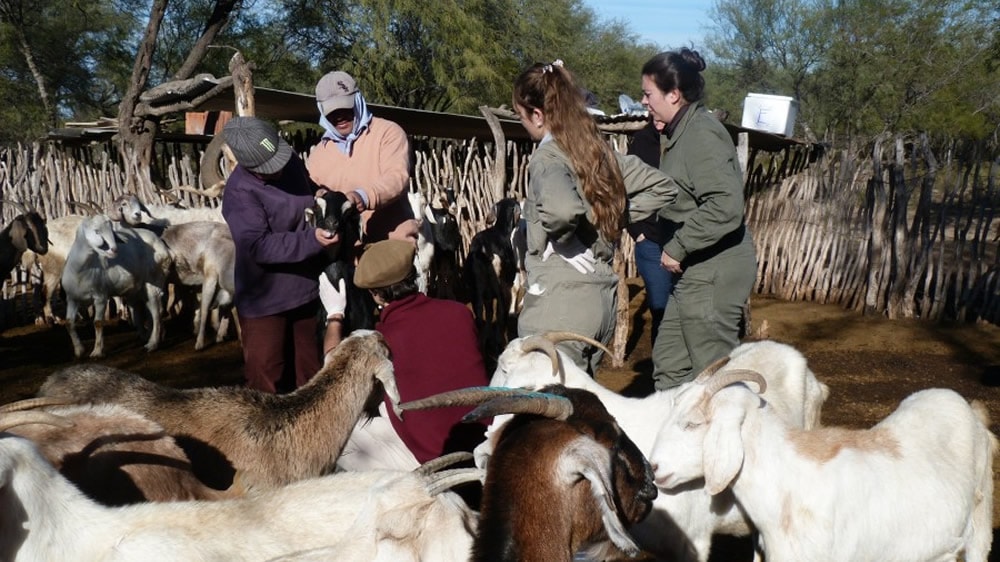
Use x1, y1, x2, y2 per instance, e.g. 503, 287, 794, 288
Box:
378, 293, 490, 463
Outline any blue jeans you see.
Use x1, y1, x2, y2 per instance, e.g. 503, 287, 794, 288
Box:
635, 238, 673, 345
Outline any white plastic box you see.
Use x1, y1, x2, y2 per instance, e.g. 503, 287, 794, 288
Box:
741, 93, 798, 136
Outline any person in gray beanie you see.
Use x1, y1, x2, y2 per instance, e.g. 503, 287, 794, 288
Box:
221, 116, 339, 393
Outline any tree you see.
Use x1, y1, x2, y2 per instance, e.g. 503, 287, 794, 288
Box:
705, 0, 1000, 140
116, 0, 241, 193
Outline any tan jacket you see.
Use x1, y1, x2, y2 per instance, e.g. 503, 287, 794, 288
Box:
306, 117, 415, 242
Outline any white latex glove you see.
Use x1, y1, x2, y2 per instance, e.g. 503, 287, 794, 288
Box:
318, 274, 347, 319
543, 239, 597, 275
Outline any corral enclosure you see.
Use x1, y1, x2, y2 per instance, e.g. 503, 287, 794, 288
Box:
3, 119, 998, 337
1, 110, 1000, 562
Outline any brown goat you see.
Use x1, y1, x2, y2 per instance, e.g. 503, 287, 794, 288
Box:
1, 399, 240, 506
1, 211, 48, 281
37, 330, 400, 491
400, 384, 657, 562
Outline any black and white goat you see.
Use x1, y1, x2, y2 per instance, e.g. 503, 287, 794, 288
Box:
305, 190, 377, 336
464, 197, 522, 360
419, 189, 463, 301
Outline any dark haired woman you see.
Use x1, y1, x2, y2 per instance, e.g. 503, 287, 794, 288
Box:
512, 60, 677, 375
641, 48, 757, 390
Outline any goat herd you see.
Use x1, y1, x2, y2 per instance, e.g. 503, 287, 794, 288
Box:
1, 195, 997, 561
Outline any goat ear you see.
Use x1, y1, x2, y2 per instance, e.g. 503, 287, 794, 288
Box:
8, 219, 28, 252
702, 407, 745, 495
303, 207, 316, 226
560, 436, 641, 558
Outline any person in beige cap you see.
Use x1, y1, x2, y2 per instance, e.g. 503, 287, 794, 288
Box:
221, 116, 339, 394
306, 70, 418, 246
318, 239, 489, 473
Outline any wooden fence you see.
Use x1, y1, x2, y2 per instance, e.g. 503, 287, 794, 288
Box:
747, 135, 999, 325
2, 132, 998, 334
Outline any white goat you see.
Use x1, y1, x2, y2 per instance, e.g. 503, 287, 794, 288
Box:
481, 334, 830, 562
61, 214, 170, 358
649, 371, 995, 562
160, 220, 237, 350
0, 416, 479, 562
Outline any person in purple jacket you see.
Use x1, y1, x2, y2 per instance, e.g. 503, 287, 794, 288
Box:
221, 116, 339, 393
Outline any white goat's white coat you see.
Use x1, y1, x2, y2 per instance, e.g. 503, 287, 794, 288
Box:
0, 434, 476, 562
61, 215, 169, 358
481, 337, 829, 562
649, 384, 995, 562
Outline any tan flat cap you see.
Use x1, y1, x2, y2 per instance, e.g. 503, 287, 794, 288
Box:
354, 239, 416, 289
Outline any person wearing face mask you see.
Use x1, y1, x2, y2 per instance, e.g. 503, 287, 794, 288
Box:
306, 70, 418, 245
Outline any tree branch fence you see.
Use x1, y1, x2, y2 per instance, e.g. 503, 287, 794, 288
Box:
2, 132, 997, 341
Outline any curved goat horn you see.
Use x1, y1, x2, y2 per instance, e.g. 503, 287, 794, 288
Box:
519, 335, 563, 382
0, 397, 78, 413
424, 467, 486, 496
702, 368, 767, 399
0, 410, 75, 432
400, 386, 575, 421
541, 331, 612, 357
462, 392, 573, 422
399, 386, 531, 412
2, 199, 30, 214
414, 451, 474, 476
692, 355, 733, 383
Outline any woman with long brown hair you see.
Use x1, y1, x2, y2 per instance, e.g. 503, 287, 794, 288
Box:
512, 60, 676, 374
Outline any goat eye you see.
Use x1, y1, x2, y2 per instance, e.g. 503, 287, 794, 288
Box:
684, 421, 701, 430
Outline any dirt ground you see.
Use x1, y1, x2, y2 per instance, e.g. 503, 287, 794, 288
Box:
2, 280, 1000, 560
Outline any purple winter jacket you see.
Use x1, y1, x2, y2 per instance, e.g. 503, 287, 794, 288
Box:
222, 153, 325, 318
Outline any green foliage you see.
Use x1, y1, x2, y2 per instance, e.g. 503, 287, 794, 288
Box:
1, 0, 995, 144
705, 0, 1000, 141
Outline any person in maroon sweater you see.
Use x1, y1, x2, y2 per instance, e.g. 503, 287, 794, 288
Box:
321, 239, 490, 469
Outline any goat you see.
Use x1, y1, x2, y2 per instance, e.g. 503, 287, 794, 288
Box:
19, 214, 86, 323
108, 192, 224, 233
1, 210, 48, 283
61, 214, 170, 358
0, 397, 240, 505
464, 197, 522, 360
482, 333, 830, 562
0, 411, 480, 562
305, 190, 378, 335
649, 371, 996, 562
423, 189, 463, 301
159, 220, 237, 350
408, 189, 435, 294
39, 330, 401, 491
401, 384, 657, 562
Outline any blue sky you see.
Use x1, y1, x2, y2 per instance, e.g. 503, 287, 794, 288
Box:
581, 0, 715, 50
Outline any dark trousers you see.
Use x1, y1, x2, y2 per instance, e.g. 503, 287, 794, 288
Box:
238, 300, 322, 393
635, 237, 674, 346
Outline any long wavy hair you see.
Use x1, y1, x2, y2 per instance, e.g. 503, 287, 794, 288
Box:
513, 62, 626, 243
